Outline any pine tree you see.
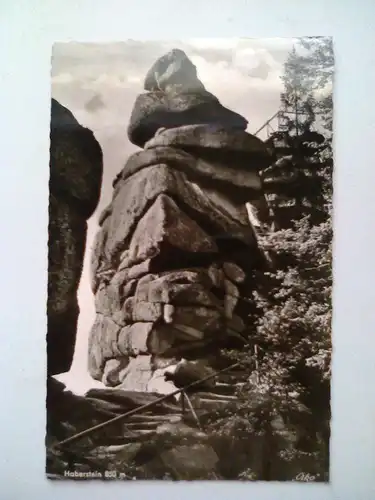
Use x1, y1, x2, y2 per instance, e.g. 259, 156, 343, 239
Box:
204, 38, 333, 481
249, 37, 333, 478
262, 38, 333, 228
263, 125, 328, 228
296, 36, 334, 208
297, 37, 334, 134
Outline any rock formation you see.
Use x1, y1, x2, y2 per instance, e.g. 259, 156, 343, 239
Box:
48, 99, 103, 376
47, 52, 316, 481
88, 50, 271, 399
46, 52, 328, 481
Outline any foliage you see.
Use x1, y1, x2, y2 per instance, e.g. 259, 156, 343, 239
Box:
254, 216, 332, 414
205, 215, 332, 481
282, 37, 334, 134
261, 38, 333, 232
205, 37, 333, 481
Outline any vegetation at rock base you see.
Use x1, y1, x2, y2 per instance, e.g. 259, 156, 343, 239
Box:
204, 36, 333, 481
206, 215, 332, 480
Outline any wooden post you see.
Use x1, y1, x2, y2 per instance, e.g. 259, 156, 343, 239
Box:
254, 344, 260, 385
181, 391, 186, 415
183, 391, 202, 431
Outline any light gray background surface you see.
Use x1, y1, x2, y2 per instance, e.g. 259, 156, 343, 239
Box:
0, 1, 374, 499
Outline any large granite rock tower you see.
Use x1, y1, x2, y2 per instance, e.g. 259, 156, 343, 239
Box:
88, 49, 271, 396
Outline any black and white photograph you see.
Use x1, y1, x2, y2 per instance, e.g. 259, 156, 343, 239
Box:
46, 37, 333, 481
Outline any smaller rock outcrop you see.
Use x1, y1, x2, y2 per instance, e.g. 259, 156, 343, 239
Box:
48, 99, 103, 376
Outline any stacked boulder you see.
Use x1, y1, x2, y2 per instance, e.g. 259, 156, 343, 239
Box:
88, 49, 271, 399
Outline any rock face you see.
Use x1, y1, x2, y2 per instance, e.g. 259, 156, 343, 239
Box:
47, 51, 277, 481
88, 49, 271, 393
48, 99, 103, 376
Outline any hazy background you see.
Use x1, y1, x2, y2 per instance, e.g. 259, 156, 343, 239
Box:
51, 38, 296, 394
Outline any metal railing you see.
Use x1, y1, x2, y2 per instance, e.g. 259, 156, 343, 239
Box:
51, 358, 251, 451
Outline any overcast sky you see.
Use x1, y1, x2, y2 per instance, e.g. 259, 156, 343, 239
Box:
51, 38, 296, 394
